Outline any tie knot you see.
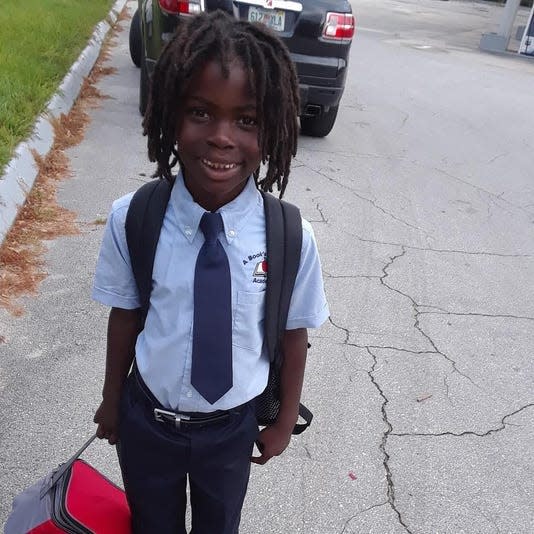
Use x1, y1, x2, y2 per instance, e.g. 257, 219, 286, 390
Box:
199, 212, 223, 244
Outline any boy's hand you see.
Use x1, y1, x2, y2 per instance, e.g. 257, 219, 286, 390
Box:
251, 423, 292, 465
94, 399, 120, 445
251, 328, 307, 465
94, 307, 140, 446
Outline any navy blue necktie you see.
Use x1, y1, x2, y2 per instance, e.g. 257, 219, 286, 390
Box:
191, 212, 233, 404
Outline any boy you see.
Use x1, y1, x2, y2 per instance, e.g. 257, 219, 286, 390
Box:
93, 11, 329, 533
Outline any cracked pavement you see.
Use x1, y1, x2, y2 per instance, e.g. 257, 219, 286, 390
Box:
260, 1, 534, 531
1, 0, 534, 532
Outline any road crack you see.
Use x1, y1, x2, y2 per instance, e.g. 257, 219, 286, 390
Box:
323, 270, 381, 280
380, 247, 481, 390
295, 161, 428, 235
348, 343, 437, 356
432, 166, 531, 219
340, 501, 389, 533
419, 311, 534, 322
367, 347, 413, 533
391, 403, 534, 438
312, 197, 328, 223
328, 316, 350, 344
348, 231, 532, 258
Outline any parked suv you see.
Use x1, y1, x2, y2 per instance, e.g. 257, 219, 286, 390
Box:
129, 0, 355, 137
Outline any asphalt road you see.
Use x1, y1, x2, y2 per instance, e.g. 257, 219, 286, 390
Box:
1, 1, 534, 532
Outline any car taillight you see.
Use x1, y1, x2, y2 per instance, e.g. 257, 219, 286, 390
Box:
323, 12, 355, 41
158, 0, 202, 15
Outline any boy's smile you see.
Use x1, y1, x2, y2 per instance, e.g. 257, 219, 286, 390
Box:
176, 58, 261, 212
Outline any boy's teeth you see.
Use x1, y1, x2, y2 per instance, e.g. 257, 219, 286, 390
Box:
202, 159, 237, 170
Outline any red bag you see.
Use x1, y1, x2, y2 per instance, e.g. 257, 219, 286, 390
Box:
5, 435, 131, 534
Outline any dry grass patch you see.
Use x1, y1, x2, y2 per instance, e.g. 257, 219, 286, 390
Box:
0, 111, 87, 315
0, 18, 123, 315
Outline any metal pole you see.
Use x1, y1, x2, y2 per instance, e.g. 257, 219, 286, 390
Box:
480, 0, 522, 52
498, 0, 522, 38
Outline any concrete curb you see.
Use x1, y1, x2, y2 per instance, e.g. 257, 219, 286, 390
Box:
0, 0, 129, 246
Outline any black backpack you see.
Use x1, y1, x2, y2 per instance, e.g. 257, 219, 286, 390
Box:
125, 178, 313, 434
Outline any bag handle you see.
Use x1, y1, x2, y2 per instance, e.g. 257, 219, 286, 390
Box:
39, 433, 97, 498
293, 404, 313, 435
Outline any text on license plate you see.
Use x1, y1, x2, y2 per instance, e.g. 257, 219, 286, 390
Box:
248, 7, 285, 32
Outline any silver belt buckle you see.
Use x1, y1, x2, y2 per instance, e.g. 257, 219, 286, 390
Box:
154, 408, 191, 429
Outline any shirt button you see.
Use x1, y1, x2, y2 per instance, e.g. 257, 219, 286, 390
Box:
186, 390, 192, 398
228, 230, 236, 237
185, 227, 192, 236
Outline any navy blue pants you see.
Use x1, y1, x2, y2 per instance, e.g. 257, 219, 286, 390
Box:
117, 373, 259, 534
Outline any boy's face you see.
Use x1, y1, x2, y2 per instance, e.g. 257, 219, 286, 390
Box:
176, 58, 261, 212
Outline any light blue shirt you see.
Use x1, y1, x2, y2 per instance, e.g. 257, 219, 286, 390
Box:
92, 175, 329, 412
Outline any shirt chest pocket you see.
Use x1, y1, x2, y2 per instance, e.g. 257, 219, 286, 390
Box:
233, 290, 266, 352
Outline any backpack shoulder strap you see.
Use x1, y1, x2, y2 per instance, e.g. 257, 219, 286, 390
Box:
279, 199, 311, 434
125, 178, 173, 323
262, 192, 284, 364
262, 192, 303, 363
277, 198, 303, 353
262, 192, 311, 435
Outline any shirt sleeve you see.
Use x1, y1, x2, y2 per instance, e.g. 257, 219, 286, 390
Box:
285, 218, 330, 330
92, 193, 141, 309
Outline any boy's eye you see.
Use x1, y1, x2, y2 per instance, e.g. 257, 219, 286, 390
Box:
188, 108, 209, 119
238, 116, 257, 127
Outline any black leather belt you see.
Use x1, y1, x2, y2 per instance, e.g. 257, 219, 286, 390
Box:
153, 407, 230, 429
130, 364, 239, 429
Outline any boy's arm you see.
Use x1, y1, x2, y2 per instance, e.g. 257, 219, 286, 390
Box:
251, 327, 308, 465
94, 307, 141, 445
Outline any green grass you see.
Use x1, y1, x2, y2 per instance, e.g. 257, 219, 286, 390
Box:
0, 0, 114, 173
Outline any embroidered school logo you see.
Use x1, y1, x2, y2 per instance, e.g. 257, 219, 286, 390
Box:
243, 251, 267, 284
254, 260, 268, 277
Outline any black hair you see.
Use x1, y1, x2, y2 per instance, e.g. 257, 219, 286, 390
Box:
143, 10, 300, 197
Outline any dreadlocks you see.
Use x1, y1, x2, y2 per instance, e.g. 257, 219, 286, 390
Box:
143, 10, 300, 197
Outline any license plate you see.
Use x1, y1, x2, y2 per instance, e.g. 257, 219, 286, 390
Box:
248, 7, 285, 32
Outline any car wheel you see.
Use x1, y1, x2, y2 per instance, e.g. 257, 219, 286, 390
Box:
139, 50, 149, 116
129, 9, 142, 68
300, 105, 339, 138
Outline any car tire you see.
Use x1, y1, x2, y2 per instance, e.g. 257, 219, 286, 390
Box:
300, 105, 339, 138
139, 49, 149, 116
129, 9, 142, 68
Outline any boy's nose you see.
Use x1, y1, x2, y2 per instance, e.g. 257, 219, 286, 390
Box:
207, 120, 235, 149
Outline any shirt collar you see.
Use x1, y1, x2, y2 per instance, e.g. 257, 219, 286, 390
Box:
170, 172, 262, 245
